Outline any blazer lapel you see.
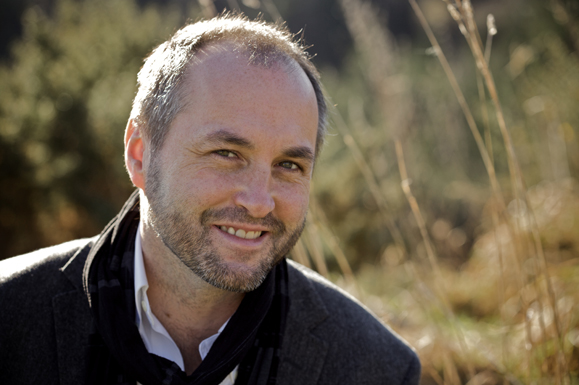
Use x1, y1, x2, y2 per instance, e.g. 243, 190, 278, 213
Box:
54, 241, 94, 385
278, 261, 330, 385
53, 289, 92, 385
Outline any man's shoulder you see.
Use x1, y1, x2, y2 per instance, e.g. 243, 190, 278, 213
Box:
0, 238, 96, 384
283, 261, 420, 384
287, 259, 369, 314
286, 259, 414, 348
0, 237, 95, 287
284, 260, 420, 384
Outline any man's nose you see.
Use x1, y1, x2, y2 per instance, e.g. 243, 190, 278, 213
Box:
233, 167, 275, 218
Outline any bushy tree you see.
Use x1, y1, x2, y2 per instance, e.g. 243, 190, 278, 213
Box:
0, 0, 190, 260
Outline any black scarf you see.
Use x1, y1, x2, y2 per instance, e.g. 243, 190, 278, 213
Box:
83, 191, 289, 385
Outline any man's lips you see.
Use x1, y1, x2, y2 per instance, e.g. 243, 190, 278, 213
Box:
214, 224, 267, 240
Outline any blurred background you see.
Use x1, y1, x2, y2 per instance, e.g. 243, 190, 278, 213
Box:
1, 0, 578, 383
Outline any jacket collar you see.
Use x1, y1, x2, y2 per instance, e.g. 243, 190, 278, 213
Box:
279, 260, 330, 385
52, 237, 96, 385
60, 238, 94, 291
60, 190, 141, 293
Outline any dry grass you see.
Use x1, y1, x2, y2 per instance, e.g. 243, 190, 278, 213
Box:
284, 0, 579, 383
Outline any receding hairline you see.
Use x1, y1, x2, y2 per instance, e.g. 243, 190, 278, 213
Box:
130, 15, 328, 157
180, 39, 311, 94
173, 39, 318, 136
187, 38, 300, 67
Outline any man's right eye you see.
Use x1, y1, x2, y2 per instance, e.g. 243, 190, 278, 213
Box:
215, 150, 237, 158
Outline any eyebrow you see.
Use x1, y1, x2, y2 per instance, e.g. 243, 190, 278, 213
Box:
204, 129, 254, 149
282, 146, 315, 164
204, 128, 315, 163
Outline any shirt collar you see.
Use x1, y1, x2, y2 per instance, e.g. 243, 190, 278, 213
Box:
134, 222, 185, 369
133, 221, 231, 369
134, 221, 150, 327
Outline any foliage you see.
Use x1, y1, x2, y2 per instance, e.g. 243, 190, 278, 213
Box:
0, 0, 188, 259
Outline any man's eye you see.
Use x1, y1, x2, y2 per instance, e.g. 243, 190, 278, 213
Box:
279, 161, 298, 170
215, 150, 237, 158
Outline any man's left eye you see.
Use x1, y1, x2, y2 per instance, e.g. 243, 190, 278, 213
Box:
215, 150, 237, 158
279, 161, 298, 170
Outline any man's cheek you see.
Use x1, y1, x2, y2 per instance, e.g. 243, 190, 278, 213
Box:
278, 195, 309, 225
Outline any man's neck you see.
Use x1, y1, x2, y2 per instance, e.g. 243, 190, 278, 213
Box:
140, 222, 245, 374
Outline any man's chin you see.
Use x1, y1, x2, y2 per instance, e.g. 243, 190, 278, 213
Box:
189, 259, 273, 293
200, 271, 269, 293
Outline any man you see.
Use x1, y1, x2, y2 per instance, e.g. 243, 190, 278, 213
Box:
0, 15, 420, 385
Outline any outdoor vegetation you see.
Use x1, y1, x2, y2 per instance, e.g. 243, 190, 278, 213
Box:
0, 0, 578, 383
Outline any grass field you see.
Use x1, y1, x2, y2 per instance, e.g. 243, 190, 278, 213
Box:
292, 0, 579, 383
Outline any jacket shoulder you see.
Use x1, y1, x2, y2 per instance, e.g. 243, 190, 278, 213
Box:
284, 260, 420, 385
0, 238, 93, 283
0, 238, 95, 384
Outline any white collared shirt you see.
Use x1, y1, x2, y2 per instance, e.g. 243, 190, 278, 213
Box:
134, 223, 237, 384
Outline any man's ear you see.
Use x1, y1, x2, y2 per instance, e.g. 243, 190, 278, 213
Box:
125, 119, 146, 189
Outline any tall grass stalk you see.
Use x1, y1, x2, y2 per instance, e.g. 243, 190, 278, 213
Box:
303, 221, 330, 278
395, 139, 476, 380
196, 0, 217, 18
340, 0, 489, 379
309, 199, 357, 287
290, 238, 311, 269
333, 111, 408, 260
410, 0, 569, 381
394, 140, 443, 288
407, 0, 502, 204
477, 17, 511, 373
450, 1, 567, 380
480, 15, 495, 164
260, 0, 283, 22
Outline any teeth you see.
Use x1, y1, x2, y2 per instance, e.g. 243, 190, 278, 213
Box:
219, 226, 262, 239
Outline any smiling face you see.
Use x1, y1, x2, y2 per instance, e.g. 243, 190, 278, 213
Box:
140, 45, 319, 292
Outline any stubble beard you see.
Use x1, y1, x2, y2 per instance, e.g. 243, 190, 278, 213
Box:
145, 157, 306, 293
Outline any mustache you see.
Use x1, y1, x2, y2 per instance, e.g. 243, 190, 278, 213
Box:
200, 207, 286, 234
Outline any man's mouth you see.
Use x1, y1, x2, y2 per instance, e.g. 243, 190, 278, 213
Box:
219, 226, 264, 240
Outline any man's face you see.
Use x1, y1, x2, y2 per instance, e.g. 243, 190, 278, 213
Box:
144, 47, 319, 292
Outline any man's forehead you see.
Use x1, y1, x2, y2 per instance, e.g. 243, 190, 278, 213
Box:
177, 43, 317, 120
184, 41, 302, 85
161, 40, 319, 161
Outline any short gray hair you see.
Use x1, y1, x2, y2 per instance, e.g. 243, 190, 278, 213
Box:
130, 14, 328, 156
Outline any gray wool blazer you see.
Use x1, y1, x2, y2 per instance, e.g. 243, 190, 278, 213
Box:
0, 239, 420, 385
